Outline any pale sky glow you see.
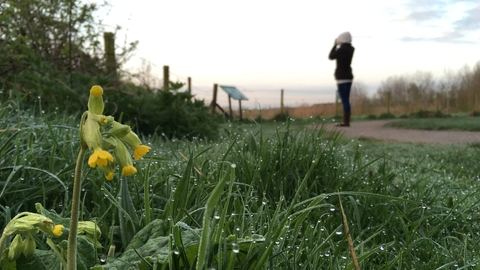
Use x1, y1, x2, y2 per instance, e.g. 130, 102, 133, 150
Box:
89, 0, 480, 109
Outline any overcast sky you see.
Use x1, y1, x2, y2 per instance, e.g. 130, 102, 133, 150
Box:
90, 0, 480, 109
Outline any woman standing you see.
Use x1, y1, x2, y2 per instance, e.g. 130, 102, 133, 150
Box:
329, 31, 355, 127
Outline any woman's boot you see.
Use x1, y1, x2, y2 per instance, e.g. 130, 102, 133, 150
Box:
338, 112, 350, 127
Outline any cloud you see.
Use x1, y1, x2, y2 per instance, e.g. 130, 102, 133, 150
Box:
400, 1, 480, 43
406, 10, 444, 21
400, 31, 475, 44
453, 5, 480, 30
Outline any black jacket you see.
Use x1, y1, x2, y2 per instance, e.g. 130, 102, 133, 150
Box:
328, 43, 354, 80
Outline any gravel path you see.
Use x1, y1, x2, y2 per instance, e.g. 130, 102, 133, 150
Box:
324, 120, 480, 145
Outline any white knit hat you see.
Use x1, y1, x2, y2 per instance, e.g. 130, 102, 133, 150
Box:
336, 32, 352, 43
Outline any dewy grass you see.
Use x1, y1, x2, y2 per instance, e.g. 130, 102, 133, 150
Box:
3, 96, 480, 268
384, 116, 480, 131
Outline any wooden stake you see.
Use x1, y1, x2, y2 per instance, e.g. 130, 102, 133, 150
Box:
163, 65, 169, 91
281, 89, 284, 115
211, 84, 218, 114
387, 92, 391, 114
228, 96, 233, 121
239, 100, 243, 121
103, 32, 117, 77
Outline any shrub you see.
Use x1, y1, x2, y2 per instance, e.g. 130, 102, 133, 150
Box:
378, 112, 396, 119
411, 110, 435, 118
113, 86, 221, 140
271, 111, 289, 122
434, 110, 450, 118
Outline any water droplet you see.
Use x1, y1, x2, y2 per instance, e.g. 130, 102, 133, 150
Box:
232, 243, 240, 253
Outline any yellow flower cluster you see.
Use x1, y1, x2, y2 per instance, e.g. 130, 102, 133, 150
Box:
80, 85, 151, 180
3, 213, 64, 261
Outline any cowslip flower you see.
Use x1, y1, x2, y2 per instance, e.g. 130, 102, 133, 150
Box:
79, 85, 151, 180
99, 162, 115, 181
88, 85, 104, 115
87, 147, 114, 168
133, 145, 150, 161
122, 165, 137, 176
52, 225, 64, 237
82, 113, 103, 150
113, 137, 137, 176
1, 212, 65, 261
121, 130, 151, 160
8, 234, 23, 261
77, 221, 102, 247
22, 233, 36, 258
110, 121, 150, 160
3, 213, 60, 236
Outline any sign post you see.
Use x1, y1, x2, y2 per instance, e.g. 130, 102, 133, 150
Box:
219, 85, 248, 121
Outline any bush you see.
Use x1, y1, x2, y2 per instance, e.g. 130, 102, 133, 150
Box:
0, 0, 219, 141
378, 112, 396, 119
271, 111, 289, 122
434, 110, 450, 118
113, 87, 221, 140
0, 0, 126, 113
410, 110, 435, 118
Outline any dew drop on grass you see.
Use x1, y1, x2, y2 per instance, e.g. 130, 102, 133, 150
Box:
232, 243, 240, 253
231, 163, 236, 168
99, 255, 107, 264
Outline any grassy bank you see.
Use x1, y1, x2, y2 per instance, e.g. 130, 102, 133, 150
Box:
384, 116, 480, 131
1, 103, 480, 269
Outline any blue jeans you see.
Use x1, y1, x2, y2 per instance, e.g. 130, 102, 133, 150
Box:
337, 82, 352, 113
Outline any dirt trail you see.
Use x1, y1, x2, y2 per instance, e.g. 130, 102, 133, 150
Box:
323, 120, 480, 145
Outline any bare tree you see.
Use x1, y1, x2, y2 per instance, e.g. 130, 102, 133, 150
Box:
350, 81, 371, 114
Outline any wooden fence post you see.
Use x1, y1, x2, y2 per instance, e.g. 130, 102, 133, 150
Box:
475, 93, 478, 113
163, 65, 169, 91
446, 92, 449, 113
387, 92, 391, 114
228, 96, 233, 121
103, 32, 117, 77
210, 84, 218, 114
188, 77, 192, 94
239, 100, 243, 121
280, 89, 285, 115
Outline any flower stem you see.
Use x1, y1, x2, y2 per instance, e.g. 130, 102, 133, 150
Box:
0, 232, 7, 260
67, 145, 87, 270
47, 237, 67, 267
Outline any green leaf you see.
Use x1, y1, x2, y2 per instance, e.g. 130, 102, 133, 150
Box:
0, 248, 17, 270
